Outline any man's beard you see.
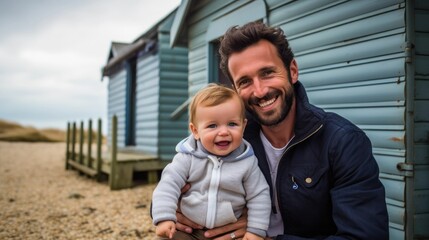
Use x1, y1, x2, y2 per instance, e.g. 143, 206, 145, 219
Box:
247, 88, 294, 127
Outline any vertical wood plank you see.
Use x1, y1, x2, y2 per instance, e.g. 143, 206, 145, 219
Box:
71, 122, 76, 161
96, 118, 103, 182
66, 122, 70, 170
109, 115, 118, 189
79, 121, 84, 165
87, 119, 92, 168
148, 171, 159, 184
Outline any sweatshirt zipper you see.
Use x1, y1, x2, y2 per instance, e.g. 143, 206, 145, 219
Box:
206, 156, 223, 228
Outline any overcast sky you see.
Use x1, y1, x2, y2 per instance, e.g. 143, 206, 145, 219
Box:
0, 0, 180, 131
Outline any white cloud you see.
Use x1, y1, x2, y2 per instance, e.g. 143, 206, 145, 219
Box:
0, 0, 180, 130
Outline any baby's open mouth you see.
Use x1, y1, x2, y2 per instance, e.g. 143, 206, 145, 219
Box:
216, 141, 230, 146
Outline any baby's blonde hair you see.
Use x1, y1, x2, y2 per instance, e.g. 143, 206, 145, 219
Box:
189, 83, 245, 125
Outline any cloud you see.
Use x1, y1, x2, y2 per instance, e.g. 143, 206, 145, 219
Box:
0, 0, 180, 130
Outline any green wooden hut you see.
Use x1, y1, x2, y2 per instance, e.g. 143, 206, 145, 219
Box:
102, 8, 189, 161
169, 0, 429, 239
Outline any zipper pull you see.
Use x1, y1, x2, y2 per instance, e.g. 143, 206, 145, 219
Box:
291, 176, 298, 190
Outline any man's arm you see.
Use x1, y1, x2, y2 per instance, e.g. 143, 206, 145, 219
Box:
203, 210, 248, 240
326, 130, 389, 239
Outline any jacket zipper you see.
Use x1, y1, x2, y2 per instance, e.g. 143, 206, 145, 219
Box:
282, 124, 324, 157
206, 156, 223, 228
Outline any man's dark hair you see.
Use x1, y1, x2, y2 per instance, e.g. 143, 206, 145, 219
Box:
219, 21, 294, 85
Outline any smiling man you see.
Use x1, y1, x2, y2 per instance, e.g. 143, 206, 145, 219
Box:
176, 21, 389, 240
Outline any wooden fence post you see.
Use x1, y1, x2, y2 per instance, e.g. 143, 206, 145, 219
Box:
96, 118, 103, 181
71, 122, 76, 161
79, 121, 84, 165
109, 115, 118, 189
87, 119, 92, 168
66, 122, 71, 170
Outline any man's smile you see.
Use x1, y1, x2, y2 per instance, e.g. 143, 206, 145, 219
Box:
258, 96, 278, 108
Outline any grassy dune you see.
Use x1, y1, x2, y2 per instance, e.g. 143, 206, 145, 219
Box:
0, 119, 105, 143
0, 119, 66, 142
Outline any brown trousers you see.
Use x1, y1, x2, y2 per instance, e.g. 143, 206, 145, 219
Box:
158, 229, 212, 240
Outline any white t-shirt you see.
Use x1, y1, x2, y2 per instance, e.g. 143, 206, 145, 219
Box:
260, 130, 294, 237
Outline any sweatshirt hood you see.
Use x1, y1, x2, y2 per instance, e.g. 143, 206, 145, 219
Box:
175, 134, 254, 162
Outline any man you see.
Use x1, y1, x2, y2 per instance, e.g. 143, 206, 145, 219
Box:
177, 21, 389, 240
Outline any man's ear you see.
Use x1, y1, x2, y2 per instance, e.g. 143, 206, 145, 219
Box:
290, 59, 299, 84
189, 122, 200, 140
242, 119, 248, 132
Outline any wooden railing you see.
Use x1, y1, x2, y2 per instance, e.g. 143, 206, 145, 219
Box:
66, 115, 170, 190
65, 118, 103, 181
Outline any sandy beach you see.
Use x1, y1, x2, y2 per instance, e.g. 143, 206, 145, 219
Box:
0, 141, 158, 239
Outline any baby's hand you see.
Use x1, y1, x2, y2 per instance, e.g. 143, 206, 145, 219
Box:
242, 232, 264, 240
156, 220, 176, 239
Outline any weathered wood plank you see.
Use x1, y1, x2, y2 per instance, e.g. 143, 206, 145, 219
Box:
79, 121, 84, 164
96, 118, 103, 182
87, 119, 92, 168
109, 115, 118, 190
67, 159, 97, 177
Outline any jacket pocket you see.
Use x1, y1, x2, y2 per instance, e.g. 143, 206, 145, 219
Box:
180, 194, 206, 226
289, 166, 329, 189
214, 201, 237, 227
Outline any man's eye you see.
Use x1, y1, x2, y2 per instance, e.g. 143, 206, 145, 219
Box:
236, 79, 250, 88
262, 70, 274, 77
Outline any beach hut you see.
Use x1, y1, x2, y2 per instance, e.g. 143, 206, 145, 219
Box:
101, 8, 189, 162
169, 0, 429, 239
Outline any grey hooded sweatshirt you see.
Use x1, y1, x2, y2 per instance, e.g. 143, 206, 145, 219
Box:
152, 135, 271, 237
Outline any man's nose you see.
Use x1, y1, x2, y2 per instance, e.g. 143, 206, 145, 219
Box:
252, 79, 267, 98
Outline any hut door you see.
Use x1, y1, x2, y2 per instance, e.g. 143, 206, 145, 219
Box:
125, 57, 136, 146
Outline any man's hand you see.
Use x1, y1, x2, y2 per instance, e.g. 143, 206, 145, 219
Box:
203, 208, 248, 240
176, 210, 204, 233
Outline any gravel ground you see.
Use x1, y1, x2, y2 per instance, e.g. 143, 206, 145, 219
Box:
0, 141, 158, 239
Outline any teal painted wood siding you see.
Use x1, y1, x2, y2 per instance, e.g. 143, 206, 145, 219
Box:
135, 51, 160, 156
132, 13, 188, 161
271, 1, 409, 239
158, 32, 189, 160
134, 36, 188, 160
107, 69, 127, 148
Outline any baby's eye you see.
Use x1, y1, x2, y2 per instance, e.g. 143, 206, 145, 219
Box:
228, 122, 238, 127
207, 124, 217, 129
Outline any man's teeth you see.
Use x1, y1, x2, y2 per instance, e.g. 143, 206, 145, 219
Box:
258, 97, 276, 107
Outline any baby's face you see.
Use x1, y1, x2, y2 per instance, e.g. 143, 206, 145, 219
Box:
190, 97, 246, 156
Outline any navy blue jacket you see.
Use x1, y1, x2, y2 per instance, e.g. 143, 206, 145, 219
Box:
244, 81, 389, 239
